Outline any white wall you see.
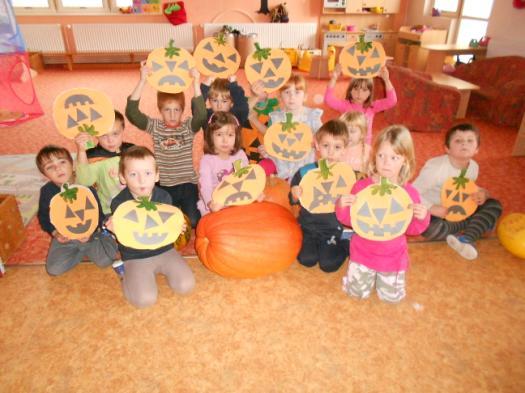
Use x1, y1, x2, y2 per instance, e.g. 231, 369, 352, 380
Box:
405, 0, 452, 41
486, 0, 525, 57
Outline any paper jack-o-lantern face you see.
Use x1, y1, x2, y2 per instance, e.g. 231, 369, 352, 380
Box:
264, 113, 313, 162
351, 178, 413, 241
212, 160, 266, 207
194, 36, 240, 78
245, 43, 292, 93
113, 198, 184, 250
339, 36, 386, 79
50, 184, 99, 240
146, 40, 196, 93
441, 169, 478, 222
299, 160, 356, 214
53, 88, 115, 139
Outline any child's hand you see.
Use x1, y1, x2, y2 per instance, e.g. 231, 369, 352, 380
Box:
291, 185, 302, 201
180, 220, 187, 233
379, 66, 390, 81
472, 189, 488, 205
52, 230, 69, 243
203, 76, 215, 86
412, 203, 428, 220
139, 60, 150, 81
190, 67, 200, 80
228, 74, 237, 83
251, 80, 268, 101
209, 200, 224, 213
104, 216, 114, 233
430, 204, 448, 218
331, 64, 342, 81
256, 192, 265, 203
258, 144, 269, 159
74, 132, 92, 152
338, 194, 356, 208
78, 236, 90, 243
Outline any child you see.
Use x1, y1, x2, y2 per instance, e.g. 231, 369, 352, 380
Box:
325, 65, 397, 144
339, 111, 371, 176
75, 110, 133, 215
36, 145, 118, 276
289, 119, 351, 272
108, 146, 195, 308
197, 111, 249, 215
336, 125, 430, 303
248, 73, 323, 180
413, 123, 502, 260
125, 60, 206, 227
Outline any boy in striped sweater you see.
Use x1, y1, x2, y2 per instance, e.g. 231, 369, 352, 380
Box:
126, 60, 207, 227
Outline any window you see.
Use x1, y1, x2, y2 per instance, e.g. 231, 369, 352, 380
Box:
11, 0, 149, 14
433, 0, 460, 15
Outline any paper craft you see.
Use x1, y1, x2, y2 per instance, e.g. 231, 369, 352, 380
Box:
146, 39, 196, 93
52, 88, 115, 140
264, 113, 313, 162
212, 160, 266, 207
49, 184, 99, 240
245, 43, 292, 93
112, 197, 184, 250
194, 35, 241, 78
350, 178, 413, 241
339, 35, 386, 79
299, 159, 356, 214
440, 169, 479, 222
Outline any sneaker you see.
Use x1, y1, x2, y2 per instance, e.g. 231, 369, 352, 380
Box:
446, 235, 478, 260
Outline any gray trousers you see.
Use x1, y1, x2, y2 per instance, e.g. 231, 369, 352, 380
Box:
46, 231, 118, 276
122, 248, 195, 308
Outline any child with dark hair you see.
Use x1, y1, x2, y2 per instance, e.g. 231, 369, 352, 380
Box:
36, 145, 117, 276
413, 123, 502, 260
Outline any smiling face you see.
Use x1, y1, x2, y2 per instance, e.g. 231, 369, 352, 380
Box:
119, 156, 159, 199
375, 141, 405, 183
42, 154, 74, 186
213, 124, 236, 158
445, 130, 479, 162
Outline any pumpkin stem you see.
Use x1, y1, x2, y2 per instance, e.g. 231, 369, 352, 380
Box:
371, 177, 397, 196
77, 123, 98, 137
136, 196, 158, 211
252, 42, 271, 61
452, 168, 469, 190
356, 34, 373, 54
281, 112, 299, 132
316, 159, 334, 180
164, 3, 181, 14
60, 183, 78, 203
253, 97, 279, 116
165, 39, 181, 58
232, 159, 251, 178
215, 33, 227, 46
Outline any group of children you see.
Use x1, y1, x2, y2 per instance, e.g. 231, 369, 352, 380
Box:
37, 60, 502, 308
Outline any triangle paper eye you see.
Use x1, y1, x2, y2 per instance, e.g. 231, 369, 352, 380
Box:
52, 88, 115, 140
440, 169, 479, 222
49, 184, 100, 240
299, 160, 356, 214
350, 178, 413, 241
245, 43, 292, 93
264, 113, 313, 162
146, 40, 196, 93
339, 36, 386, 79
112, 198, 184, 250
194, 36, 241, 78
212, 160, 266, 207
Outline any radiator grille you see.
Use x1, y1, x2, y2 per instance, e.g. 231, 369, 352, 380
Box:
18, 24, 66, 54
203, 23, 317, 49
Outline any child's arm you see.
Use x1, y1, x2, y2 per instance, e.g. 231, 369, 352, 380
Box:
288, 169, 303, 205
229, 77, 250, 127
198, 157, 215, 213
335, 194, 356, 227
324, 66, 353, 113
405, 185, 431, 236
371, 66, 397, 113
248, 80, 269, 134
200, 76, 214, 100
473, 187, 490, 206
74, 133, 98, 186
190, 68, 207, 133
125, 61, 150, 131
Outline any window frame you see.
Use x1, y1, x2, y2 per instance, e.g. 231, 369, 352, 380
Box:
11, 0, 157, 15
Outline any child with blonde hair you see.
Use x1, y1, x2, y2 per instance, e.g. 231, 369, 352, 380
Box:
249, 73, 323, 180
325, 65, 396, 144
336, 125, 430, 303
339, 111, 371, 176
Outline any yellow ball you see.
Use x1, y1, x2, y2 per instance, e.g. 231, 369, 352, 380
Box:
497, 213, 525, 259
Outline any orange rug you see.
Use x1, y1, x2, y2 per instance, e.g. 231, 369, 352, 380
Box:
3, 68, 525, 265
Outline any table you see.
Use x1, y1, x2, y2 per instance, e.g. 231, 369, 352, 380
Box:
429, 73, 480, 118
420, 44, 487, 73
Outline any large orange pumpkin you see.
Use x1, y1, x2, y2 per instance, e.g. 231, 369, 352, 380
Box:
497, 213, 525, 259
440, 169, 478, 222
263, 176, 300, 218
339, 35, 386, 79
195, 202, 302, 278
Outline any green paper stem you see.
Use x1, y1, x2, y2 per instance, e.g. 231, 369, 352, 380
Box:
165, 39, 181, 58
356, 34, 373, 54
452, 168, 469, 190
252, 42, 271, 61
371, 177, 397, 196
316, 159, 334, 180
60, 183, 78, 203
232, 159, 250, 178
215, 33, 227, 46
136, 196, 158, 211
281, 113, 299, 132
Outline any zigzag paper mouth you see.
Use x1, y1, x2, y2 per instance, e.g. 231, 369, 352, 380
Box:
133, 232, 168, 245
262, 78, 285, 89
347, 64, 381, 76
158, 75, 185, 86
356, 219, 406, 237
224, 192, 252, 205
271, 143, 307, 161
66, 219, 93, 234
202, 59, 228, 73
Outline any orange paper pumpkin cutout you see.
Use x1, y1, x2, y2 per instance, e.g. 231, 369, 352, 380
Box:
113, 198, 184, 250
264, 113, 313, 162
212, 160, 266, 207
440, 169, 479, 222
351, 178, 413, 241
194, 35, 241, 78
146, 40, 196, 93
299, 159, 356, 214
53, 88, 115, 140
339, 36, 386, 79
49, 184, 99, 240
245, 43, 292, 93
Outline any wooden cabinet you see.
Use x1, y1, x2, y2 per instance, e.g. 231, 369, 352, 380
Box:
382, 0, 400, 13
322, 0, 400, 14
362, 0, 383, 7
345, 0, 364, 14
381, 32, 397, 56
394, 26, 447, 70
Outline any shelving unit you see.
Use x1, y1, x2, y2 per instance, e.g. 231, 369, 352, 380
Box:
394, 26, 447, 71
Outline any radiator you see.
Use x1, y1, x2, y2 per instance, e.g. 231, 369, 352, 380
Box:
203, 23, 317, 49
70, 23, 194, 53
18, 24, 67, 54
